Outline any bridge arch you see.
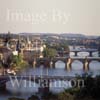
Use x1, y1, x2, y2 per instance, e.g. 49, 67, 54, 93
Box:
71, 60, 83, 70
70, 52, 75, 57
36, 59, 50, 68
89, 60, 100, 70
55, 60, 65, 69
77, 52, 89, 57
92, 52, 99, 57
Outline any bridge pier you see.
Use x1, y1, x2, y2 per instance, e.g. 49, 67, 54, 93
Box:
33, 59, 37, 68
89, 51, 93, 57
66, 63, 71, 71
44, 61, 50, 68
83, 59, 89, 71
66, 58, 72, 71
50, 61, 53, 68
69, 63, 72, 71
74, 51, 78, 56
52, 61, 55, 68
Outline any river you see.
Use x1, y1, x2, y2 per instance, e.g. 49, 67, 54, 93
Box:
0, 52, 100, 100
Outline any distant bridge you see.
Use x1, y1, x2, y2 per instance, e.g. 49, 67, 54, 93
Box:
70, 49, 98, 57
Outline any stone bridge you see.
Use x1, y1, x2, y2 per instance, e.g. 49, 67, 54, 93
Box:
70, 49, 98, 57
32, 57, 100, 71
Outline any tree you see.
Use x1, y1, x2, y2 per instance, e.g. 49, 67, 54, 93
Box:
43, 48, 57, 58
10, 54, 28, 70
45, 41, 69, 52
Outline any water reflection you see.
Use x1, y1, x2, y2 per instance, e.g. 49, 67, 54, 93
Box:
50, 80, 72, 93
6, 80, 39, 94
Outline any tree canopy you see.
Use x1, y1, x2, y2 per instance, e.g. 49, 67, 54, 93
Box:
43, 47, 57, 58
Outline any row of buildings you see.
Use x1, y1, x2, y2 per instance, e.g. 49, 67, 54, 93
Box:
0, 35, 44, 50
0, 33, 46, 60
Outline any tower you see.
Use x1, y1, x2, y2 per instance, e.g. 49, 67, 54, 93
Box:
26, 36, 31, 50
16, 40, 21, 53
16, 35, 24, 60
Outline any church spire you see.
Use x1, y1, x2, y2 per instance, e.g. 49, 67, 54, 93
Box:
16, 34, 21, 53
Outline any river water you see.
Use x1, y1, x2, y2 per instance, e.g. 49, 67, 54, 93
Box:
0, 52, 100, 100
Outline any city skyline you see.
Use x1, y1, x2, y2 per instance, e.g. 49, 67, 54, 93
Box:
0, 0, 100, 36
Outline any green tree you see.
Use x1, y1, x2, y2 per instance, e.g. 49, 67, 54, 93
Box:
45, 41, 69, 52
10, 54, 28, 70
43, 48, 57, 58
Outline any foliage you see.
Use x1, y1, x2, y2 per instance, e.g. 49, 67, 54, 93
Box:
76, 75, 100, 99
10, 54, 28, 70
57, 75, 100, 100
43, 47, 57, 58
45, 41, 69, 52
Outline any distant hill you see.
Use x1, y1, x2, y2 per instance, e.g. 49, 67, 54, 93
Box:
60, 33, 86, 38
0, 32, 99, 39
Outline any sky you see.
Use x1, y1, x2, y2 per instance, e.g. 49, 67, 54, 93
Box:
0, 0, 100, 36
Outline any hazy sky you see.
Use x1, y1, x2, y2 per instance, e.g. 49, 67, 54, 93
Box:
0, 0, 100, 35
